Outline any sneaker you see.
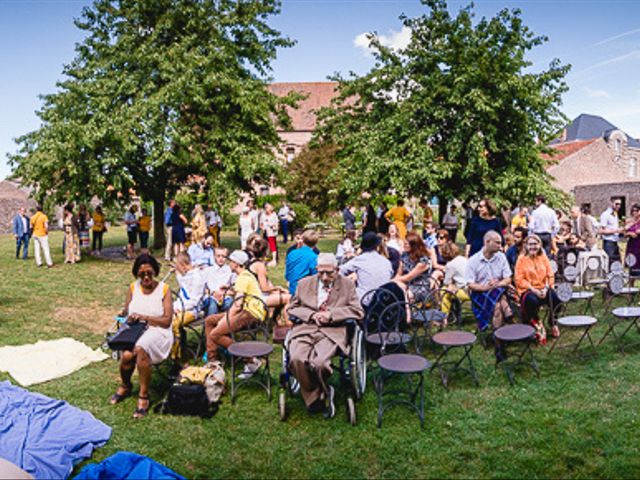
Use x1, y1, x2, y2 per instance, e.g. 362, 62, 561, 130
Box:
323, 386, 335, 419
237, 358, 262, 380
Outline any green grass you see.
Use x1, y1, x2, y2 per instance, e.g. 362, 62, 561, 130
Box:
1, 228, 640, 478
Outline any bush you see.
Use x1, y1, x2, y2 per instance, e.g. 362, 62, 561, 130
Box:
288, 201, 313, 230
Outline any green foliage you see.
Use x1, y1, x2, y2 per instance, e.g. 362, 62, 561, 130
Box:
284, 143, 341, 216
316, 0, 570, 207
287, 201, 312, 229
255, 193, 286, 209
9, 0, 296, 244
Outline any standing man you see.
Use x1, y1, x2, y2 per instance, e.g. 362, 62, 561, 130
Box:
205, 204, 223, 247
529, 195, 559, 255
570, 205, 596, 250
12, 207, 31, 260
278, 202, 293, 244
287, 253, 364, 417
163, 199, 175, 262
600, 197, 624, 265
442, 205, 459, 242
247, 199, 262, 235
30, 205, 53, 268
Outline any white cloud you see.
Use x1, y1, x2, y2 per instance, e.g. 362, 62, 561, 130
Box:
354, 26, 411, 56
594, 27, 640, 46
576, 49, 640, 76
584, 87, 609, 98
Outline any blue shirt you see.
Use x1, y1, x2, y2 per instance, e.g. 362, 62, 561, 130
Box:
285, 246, 318, 295
187, 243, 214, 267
164, 207, 173, 226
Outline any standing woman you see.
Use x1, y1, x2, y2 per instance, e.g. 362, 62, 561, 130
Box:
261, 203, 280, 266
377, 201, 390, 235
63, 205, 80, 264
238, 206, 255, 249
109, 254, 173, 418
625, 203, 640, 284
514, 234, 560, 345
124, 205, 139, 260
191, 204, 207, 245
465, 198, 503, 257
138, 208, 152, 254
171, 204, 188, 257
385, 199, 412, 240
91, 206, 106, 255
77, 204, 91, 254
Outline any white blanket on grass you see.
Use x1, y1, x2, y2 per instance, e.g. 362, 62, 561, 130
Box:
0, 338, 108, 387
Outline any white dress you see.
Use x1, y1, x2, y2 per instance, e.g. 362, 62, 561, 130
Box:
129, 280, 173, 364
239, 215, 254, 249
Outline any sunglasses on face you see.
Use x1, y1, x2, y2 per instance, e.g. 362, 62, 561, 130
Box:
138, 271, 154, 278
437, 235, 446, 239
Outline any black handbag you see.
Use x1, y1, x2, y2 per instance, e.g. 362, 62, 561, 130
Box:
156, 383, 218, 418
107, 321, 148, 351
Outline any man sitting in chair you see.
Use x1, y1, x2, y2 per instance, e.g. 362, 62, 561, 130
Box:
287, 253, 364, 418
465, 230, 513, 333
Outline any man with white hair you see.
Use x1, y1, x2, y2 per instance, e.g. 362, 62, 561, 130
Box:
287, 253, 364, 418
466, 230, 513, 333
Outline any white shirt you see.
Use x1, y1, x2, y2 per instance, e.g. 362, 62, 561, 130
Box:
317, 280, 332, 308
21, 216, 28, 234
529, 203, 559, 235
600, 207, 620, 242
175, 269, 205, 312
442, 213, 459, 228
278, 205, 290, 220
202, 264, 235, 293
465, 250, 512, 286
262, 212, 279, 237
444, 256, 468, 289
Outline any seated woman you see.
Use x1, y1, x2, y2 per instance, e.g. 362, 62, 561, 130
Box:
440, 242, 470, 325
247, 236, 291, 325
396, 232, 440, 301
109, 254, 173, 418
336, 229, 357, 264
205, 250, 267, 376
386, 223, 404, 253
514, 234, 561, 345
434, 229, 451, 266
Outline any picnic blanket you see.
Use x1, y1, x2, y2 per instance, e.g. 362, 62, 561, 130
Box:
74, 452, 185, 480
0, 381, 111, 480
0, 338, 108, 386
471, 288, 506, 331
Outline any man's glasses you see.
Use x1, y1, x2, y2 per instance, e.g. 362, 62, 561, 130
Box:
318, 270, 335, 276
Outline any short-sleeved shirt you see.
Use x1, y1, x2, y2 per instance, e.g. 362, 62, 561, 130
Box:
511, 214, 527, 230
340, 251, 394, 300
234, 270, 266, 320
30, 212, 48, 237
138, 215, 151, 233
444, 256, 468, 289
465, 250, 512, 286
401, 252, 432, 286
124, 211, 137, 232
600, 207, 620, 242
285, 246, 318, 295
92, 213, 106, 232
187, 243, 214, 267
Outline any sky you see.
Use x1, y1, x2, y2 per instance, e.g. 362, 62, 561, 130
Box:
1, 0, 640, 180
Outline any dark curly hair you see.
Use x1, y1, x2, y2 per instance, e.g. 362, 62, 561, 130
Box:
132, 253, 160, 278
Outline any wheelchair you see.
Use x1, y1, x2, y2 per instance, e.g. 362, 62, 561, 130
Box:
278, 317, 366, 425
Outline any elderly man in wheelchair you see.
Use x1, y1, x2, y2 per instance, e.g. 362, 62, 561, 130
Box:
283, 253, 365, 420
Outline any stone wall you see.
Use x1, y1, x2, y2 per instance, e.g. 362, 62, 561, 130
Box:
0, 181, 37, 234
574, 182, 640, 218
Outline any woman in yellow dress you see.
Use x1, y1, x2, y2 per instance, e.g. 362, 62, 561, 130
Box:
385, 199, 412, 239
190, 204, 207, 245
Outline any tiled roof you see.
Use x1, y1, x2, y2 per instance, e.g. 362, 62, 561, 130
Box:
542, 139, 597, 163
551, 113, 640, 148
268, 82, 340, 132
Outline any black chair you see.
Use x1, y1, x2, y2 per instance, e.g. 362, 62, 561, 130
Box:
223, 295, 272, 404
373, 300, 430, 428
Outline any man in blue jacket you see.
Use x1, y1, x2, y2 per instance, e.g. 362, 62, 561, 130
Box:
12, 207, 31, 260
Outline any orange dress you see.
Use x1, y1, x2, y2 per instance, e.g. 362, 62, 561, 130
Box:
514, 254, 554, 297
385, 206, 411, 239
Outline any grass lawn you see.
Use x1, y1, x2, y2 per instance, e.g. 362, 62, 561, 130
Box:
1, 227, 640, 478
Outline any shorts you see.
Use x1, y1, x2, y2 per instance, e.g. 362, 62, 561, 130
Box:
127, 229, 138, 245
267, 236, 277, 253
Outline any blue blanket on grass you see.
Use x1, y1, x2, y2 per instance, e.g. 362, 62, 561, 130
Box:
75, 452, 185, 480
0, 381, 111, 479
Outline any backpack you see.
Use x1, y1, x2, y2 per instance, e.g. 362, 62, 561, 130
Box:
155, 364, 225, 418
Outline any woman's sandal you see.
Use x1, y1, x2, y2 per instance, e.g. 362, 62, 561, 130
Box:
133, 395, 150, 419
109, 384, 131, 405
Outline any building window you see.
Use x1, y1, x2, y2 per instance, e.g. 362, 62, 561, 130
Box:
630, 158, 638, 178
286, 147, 295, 163
616, 138, 622, 155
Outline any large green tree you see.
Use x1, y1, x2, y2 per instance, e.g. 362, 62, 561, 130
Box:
10, 0, 296, 247
316, 0, 571, 207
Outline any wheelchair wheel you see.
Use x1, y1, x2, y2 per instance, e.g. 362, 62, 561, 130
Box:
346, 397, 356, 426
278, 391, 288, 421
351, 327, 367, 399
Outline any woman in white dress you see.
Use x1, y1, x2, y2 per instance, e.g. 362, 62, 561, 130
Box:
386, 223, 405, 252
109, 254, 173, 418
238, 206, 255, 249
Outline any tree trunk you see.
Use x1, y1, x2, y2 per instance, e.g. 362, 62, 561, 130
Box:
438, 196, 448, 225
153, 194, 166, 250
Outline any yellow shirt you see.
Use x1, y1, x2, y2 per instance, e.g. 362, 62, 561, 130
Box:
511, 214, 527, 230
138, 215, 152, 233
30, 211, 48, 237
234, 270, 266, 321
385, 206, 411, 239
92, 212, 106, 232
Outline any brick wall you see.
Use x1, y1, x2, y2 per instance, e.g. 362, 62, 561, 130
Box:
574, 182, 640, 218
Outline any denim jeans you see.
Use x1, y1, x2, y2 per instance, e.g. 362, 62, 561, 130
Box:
603, 240, 621, 266
204, 296, 234, 316
15, 234, 29, 259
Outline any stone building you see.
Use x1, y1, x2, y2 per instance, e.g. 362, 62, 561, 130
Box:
0, 180, 37, 234
546, 113, 640, 216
